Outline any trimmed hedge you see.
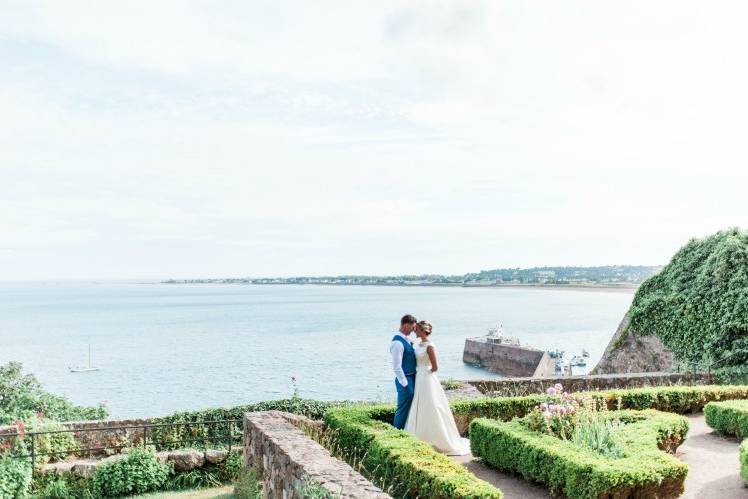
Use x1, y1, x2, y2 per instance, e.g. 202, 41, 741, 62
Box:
704, 399, 748, 438
470, 410, 689, 499
323, 405, 502, 499
741, 440, 748, 485
449, 385, 748, 435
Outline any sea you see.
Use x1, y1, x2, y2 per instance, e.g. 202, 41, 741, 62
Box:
0, 281, 634, 419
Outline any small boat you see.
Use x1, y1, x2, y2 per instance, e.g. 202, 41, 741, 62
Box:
548, 349, 565, 359
570, 355, 587, 367
69, 340, 100, 373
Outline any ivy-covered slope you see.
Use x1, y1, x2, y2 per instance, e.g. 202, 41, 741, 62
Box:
627, 228, 748, 368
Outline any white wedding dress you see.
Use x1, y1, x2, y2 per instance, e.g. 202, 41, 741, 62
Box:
404, 340, 469, 455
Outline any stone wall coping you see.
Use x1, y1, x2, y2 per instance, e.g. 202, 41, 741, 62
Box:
244, 410, 390, 498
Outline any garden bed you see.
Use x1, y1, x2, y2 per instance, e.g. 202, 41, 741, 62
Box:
470, 409, 689, 499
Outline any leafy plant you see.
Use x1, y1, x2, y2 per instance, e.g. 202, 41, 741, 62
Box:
92, 447, 171, 497
0, 451, 32, 498
441, 378, 462, 390
571, 414, 624, 458
298, 476, 339, 498
741, 440, 748, 486
25, 417, 79, 464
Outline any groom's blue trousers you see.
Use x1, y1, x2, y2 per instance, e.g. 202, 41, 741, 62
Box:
393, 375, 416, 429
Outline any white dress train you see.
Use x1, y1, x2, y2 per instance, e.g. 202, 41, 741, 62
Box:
404, 340, 469, 455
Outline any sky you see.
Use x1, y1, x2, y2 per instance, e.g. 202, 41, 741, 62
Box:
1, 1, 747, 280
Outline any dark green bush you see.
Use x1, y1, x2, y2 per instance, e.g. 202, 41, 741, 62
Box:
470, 409, 689, 499
324, 405, 502, 499
627, 228, 748, 367
92, 448, 171, 497
704, 399, 748, 438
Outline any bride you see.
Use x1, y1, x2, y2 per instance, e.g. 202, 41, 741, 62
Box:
404, 320, 469, 455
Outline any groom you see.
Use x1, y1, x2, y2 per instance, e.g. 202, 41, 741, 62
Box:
391, 314, 418, 429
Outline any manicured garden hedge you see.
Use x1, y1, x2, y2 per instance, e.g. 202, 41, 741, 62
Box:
448, 385, 748, 436
704, 399, 748, 438
470, 409, 689, 499
324, 405, 503, 499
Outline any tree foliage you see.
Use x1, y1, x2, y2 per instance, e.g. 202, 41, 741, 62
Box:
0, 362, 108, 425
628, 228, 748, 367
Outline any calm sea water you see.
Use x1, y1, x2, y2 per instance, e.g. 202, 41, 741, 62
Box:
0, 282, 633, 419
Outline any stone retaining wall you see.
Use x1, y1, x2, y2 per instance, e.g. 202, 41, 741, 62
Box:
465, 372, 712, 396
243, 411, 390, 499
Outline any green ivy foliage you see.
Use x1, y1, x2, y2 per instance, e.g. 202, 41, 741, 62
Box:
91, 448, 171, 497
0, 362, 108, 425
741, 440, 748, 486
628, 228, 748, 367
470, 410, 689, 499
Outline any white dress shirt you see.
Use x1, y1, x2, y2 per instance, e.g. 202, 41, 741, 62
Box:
390, 332, 411, 387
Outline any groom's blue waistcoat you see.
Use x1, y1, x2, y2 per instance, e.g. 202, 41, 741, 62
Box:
392, 335, 416, 376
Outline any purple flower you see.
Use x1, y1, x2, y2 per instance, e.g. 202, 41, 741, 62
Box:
539, 402, 548, 410
546, 387, 557, 396
554, 383, 563, 392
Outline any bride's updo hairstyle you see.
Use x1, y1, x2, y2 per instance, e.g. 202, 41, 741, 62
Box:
417, 320, 433, 336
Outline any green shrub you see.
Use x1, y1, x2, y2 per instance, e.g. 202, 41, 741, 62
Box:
704, 399, 748, 438
92, 448, 171, 497
570, 414, 624, 458
324, 405, 502, 499
741, 440, 748, 485
470, 409, 689, 499
25, 418, 79, 464
0, 452, 32, 498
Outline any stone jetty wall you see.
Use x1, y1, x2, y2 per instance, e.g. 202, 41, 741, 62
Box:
243, 411, 390, 499
463, 337, 556, 376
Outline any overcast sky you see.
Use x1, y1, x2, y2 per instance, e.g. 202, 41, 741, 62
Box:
1, 1, 746, 280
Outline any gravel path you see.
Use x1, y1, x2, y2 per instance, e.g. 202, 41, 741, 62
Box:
453, 413, 746, 498
678, 413, 745, 498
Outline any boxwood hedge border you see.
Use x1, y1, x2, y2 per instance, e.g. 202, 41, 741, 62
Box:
470, 409, 689, 499
704, 399, 748, 438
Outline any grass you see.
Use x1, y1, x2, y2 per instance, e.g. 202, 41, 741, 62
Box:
128, 486, 235, 498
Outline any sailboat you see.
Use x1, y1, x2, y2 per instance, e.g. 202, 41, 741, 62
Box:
69, 340, 100, 373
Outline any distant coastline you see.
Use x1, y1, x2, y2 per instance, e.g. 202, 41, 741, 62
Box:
161, 265, 656, 291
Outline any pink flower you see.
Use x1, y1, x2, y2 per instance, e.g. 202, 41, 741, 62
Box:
542, 411, 552, 419
539, 402, 548, 410
546, 387, 557, 396
36, 412, 45, 420
554, 383, 563, 392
